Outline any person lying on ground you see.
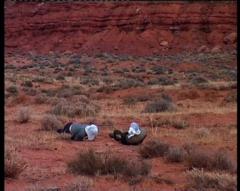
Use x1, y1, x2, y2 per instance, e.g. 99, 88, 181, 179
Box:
57, 122, 98, 141
109, 122, 147, 145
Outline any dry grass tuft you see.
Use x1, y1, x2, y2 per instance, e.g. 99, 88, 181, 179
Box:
63, 177, 93, 191
186, 168, 237, 191
41, 114, 63, 131
144, 95, 176, 113
139, 140, 170, 158
52, 99, 100, 118
165, 147, 187, 163
34, 94, 48, 104
68, 149, 151, 177
5, 146, 27, 178
16, 107, 31, 123
186, 149, 236, 173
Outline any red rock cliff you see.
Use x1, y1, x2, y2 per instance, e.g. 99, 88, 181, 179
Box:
5, 1, 237, 56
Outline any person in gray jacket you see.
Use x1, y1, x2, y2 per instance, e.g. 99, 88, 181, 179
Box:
109, 122, 147, 145
57, 122, 98, 141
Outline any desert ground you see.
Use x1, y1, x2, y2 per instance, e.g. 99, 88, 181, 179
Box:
5, 1, 237, 191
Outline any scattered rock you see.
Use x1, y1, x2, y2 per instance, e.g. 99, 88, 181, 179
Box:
223, 32, 237, 44
160, 41, 168, 47
197, 45, 209, 53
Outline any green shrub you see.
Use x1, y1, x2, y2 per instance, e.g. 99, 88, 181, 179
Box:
16, 107, 31, 123
186, 168, 236, 191
68, 150, 151, 177
5, 146, 26, 178
139, 140, 170, 158
144, 96, 176, 113
165, 147, 186, 163
6, 86, 18, 95
41, 114, 63, 131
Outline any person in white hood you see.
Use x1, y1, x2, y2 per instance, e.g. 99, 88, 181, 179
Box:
109, 122, 147, 145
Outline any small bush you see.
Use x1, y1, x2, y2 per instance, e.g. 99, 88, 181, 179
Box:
22, 80, 33, 87
56, 86, 85, 98
5, 146, 27, 178
186, 168, 237, 191
63, 177, 93, 191
212, 150, 236, 173
34, 94, 48, 104
114, 78, 144, 90
123, 97, 137, 106
56, 75, 65, 81
195, 127, 210, 138
139, 140, 170, 158
186, 149, 213, 170
190, 76, 208, 85
186, 147, 236, 173
68, 149, 103, 176
68, 150, 151, 177
52, 99, 100, 118
16, 107, 30, 123
41, 114, 63, 131
171, 120, 189, 129
165, 147, 186, 163
144, 97, 176, 113
6, 86, 18, 95
23, 87, 37, 96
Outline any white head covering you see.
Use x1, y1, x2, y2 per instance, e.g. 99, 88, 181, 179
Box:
128, 122, 141, 138
85, 124, 98, 141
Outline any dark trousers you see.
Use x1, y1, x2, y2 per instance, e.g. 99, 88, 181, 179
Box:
113, 130, 129, 145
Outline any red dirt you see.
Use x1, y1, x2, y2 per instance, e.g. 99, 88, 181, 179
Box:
5, 2, 236, 56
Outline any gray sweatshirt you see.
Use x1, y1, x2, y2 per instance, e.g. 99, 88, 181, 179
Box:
70, 123, 88, 141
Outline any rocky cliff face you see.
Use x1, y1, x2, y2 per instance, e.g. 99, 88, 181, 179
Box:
5, 1, 237, 56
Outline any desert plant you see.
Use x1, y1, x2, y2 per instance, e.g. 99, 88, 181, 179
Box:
41, 114, 63, 131
34, 94, 48, 104
165, 147, 186, 163
170, 119, 189, 129
6, 85, 18, 95
195, 127, 210, 138
212, 150, 236, 173
5, 146, 27, 178
16, 107, 31, 123
52, 99, 100, 118
186, 149, 213, 170
139, 140, 170, 158
63, 177, 93, 191
22, 80, 33, 87
144, 96, 176, 113
186, 168, 237, 191
68, 149, 104, 176
190, 76, 208, 85
68, 150, 151, 177
123, 97, 137, 106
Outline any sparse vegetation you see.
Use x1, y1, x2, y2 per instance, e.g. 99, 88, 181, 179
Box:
6, 85, 18, 95
186, 168, 236, 191
22, 80, 33, 87
5, 146, 27, 178
16, 107, 31, 123
165, 147, 186, 163
186, 149, 236, 173
68, 149, 151, 177
139, 140, 170, 158
144, 95, 176, 113
52, 99, 100, 118
41, 114, 63, 131
34, 94, 48, 104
